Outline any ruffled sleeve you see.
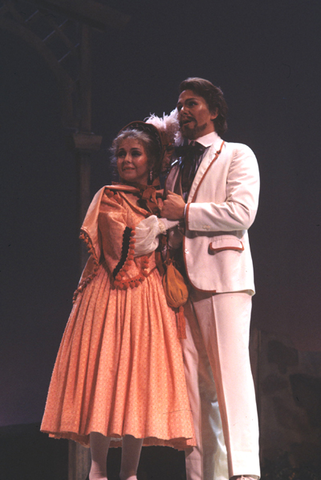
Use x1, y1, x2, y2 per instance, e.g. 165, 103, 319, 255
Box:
98, 189, 132, 273
134, 216, 180, 256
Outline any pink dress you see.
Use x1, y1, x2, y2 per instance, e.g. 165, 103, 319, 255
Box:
41, 185, 195, 449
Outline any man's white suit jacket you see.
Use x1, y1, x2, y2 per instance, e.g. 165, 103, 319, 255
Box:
166, 132, 260, 294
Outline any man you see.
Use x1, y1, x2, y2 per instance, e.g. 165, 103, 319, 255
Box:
161, 78, 260, 480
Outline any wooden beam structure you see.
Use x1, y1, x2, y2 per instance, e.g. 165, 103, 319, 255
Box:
26, 0, 130, 31
0, 1, 130, 478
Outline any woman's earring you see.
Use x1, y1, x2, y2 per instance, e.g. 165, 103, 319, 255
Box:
149, 170, 153, 182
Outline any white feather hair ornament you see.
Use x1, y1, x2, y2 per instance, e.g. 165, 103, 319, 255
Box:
145, 109, 181, 147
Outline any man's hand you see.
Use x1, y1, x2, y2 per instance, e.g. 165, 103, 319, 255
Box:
161, 191, 186, 220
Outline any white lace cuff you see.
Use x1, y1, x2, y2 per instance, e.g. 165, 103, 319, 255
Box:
134, 216, 179, 256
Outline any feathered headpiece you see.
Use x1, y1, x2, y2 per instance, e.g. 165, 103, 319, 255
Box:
145, 109, 180, 147
145, 109, 182, 172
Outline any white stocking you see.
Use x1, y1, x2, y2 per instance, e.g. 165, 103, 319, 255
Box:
119, 435, 143, 480
89, 432, 111, 480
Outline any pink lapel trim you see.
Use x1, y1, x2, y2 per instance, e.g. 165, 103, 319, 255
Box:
190, 140, 225, 202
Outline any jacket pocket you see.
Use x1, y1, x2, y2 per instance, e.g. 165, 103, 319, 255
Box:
209, 235, 244, 253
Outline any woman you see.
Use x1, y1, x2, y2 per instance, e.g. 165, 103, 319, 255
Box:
41, 120, 194, 480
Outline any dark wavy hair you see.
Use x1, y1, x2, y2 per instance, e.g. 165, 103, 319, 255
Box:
179, 77, 228, 136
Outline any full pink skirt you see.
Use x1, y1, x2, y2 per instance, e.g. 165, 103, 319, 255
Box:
41, 263, 195, 449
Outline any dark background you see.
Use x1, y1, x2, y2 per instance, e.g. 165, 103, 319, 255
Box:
1, 0, 321, 428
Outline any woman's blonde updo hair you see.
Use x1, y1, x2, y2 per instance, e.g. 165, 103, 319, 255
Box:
110, 121, 163, 184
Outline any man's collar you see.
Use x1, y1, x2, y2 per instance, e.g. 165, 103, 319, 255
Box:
188, 131, 218, 147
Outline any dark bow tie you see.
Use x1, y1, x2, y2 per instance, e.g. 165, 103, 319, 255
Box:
175, 142, 206, 159
175, 142, 207, 195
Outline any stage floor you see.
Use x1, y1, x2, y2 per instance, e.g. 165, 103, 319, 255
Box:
0, 423, 186, 480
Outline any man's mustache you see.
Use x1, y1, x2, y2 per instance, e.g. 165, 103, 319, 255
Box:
180, 116, 195, 127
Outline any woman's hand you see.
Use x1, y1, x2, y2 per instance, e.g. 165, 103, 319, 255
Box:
161, 191, 186, 220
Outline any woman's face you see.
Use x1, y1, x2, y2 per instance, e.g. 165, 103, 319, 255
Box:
117, 137, 149, 185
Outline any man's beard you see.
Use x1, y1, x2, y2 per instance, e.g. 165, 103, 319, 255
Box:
180, 121, 208, 140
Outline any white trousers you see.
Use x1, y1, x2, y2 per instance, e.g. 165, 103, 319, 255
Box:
182, 290, 260, 480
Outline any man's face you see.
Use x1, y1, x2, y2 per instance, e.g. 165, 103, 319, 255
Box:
176, 89, 217, 140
